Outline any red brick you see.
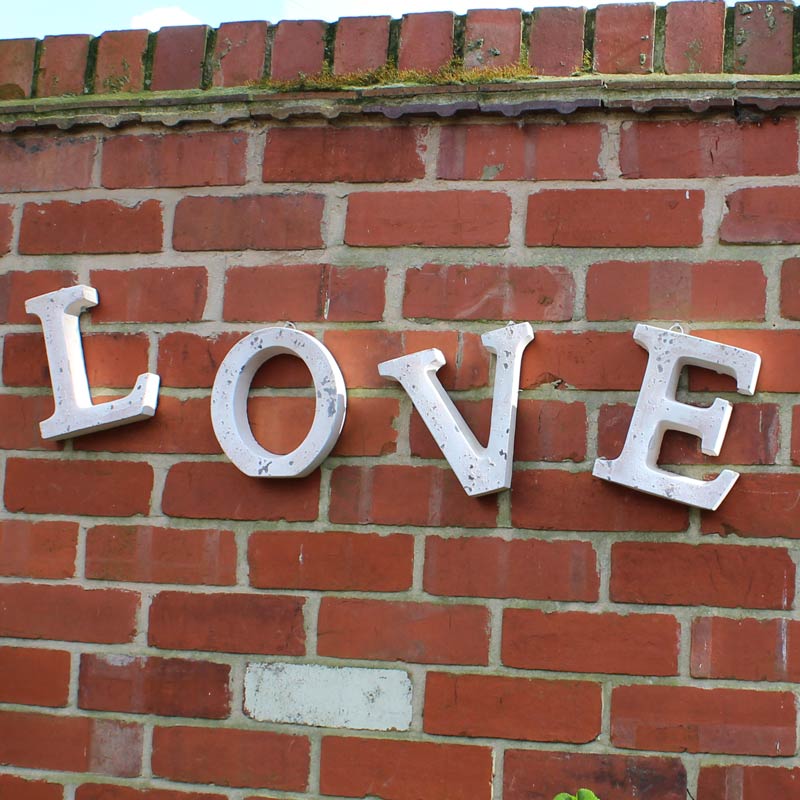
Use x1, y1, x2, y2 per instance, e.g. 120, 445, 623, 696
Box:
74, 396, 216, 455
5, 457, 152, 517
264, 125, 425, 182
103, 132, 246, 189
411, 398, 586, 462
0, 583, 138, 643
157, 331, 312, 389
0, 135, 95, 192
527, 189, 704, 247
243, 395, 397, 458
341, 397, 400, 455
780, 257, 800, 318
504, 750, 687, 800
691, 329, 800, 392
224, 264, 384, 322
173, 194, 323, 251
346, 191, 510, 246
321, 736, 492, 800
329, 465, 497, 528
665, 0, 725, 73
611, 541, 795, 609
249, 395, 315, 456
162, 461, 319, 522
0, 38, 36, 99
0, 775, 63, 800
424, 535, 597, 601
722, 186, 800, 243
464, 9, 522, 69
3, 331, 150, 389
270, 20, 326, 80
398, 12, 454, 72
153, 726, 309, 790
325, 329, 489, 390
702, 473, 800, 538
0, 203, 11, 253
512, 470, 689, 532
0, 395, 59, 451
0, 647, 70, 707
156, 331, 246, 388
86, 524, 236, 585
612, 684, 796, 755
439, 399, 584, 461
20, 200, 162, 254
89, 267, 207, 322
404, 263, 574, 320
149, 591, 304, 655
77, 787, 225, 800
733, 1, 793, 73
503, 609, 679, 676
249, 530, 413, 591
0, 711, 141, 775
527, 336, 636, 396
150, 26, 208, 90
621, 118, 797, 178
218, 405, 303, 465
424, 672, 600, 742
0, 269, 77, 323
594, 3, 655, 73
0, 520, 77, 579
36, 34, 90, 96
438, 123, 603, 181
449, 331, 492, 388
94, 29, 149, 93
318, 598, 489, 665
211, 21, 268, 86
334, 16, 390, 74
529, 7, 586, 76
77, 332, 159, 388
698, 765, 800, 799
598, 402, 780, 466
586, 260, 766, 321
692, 616, 800, 682
79, 653, 230, 718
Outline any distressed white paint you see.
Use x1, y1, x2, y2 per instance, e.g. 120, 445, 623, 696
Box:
211, 326, 346, 477
25, 285, 160, 441
593, 324, 761, 511
244, 662, 412, 731
378, 323, 534, 496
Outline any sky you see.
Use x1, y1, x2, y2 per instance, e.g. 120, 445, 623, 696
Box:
9, 0, 729, 40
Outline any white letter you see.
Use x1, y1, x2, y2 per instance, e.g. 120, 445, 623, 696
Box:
211, 327, 345, 477
593, 324, 761, 510
25, 285, 160, 441
378, 323, 534, 496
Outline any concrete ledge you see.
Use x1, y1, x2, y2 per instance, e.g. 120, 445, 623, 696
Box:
3, 75, 800, 132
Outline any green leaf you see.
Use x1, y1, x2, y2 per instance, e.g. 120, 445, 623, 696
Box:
553, 789, 600, 800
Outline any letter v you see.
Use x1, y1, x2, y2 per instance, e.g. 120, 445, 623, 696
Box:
26, 285, 160, 440
379, 323, 534, 496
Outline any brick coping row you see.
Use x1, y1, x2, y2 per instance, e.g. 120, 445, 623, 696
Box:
1, 3, 800, 103
3, 74, 800, 133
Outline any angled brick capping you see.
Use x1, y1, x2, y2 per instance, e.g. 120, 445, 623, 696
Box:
1, 3, 800, 800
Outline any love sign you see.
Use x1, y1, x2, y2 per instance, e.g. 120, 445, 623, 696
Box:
25, 285, 762, 511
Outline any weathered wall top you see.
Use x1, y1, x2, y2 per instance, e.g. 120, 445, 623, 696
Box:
2, 2, 800, 130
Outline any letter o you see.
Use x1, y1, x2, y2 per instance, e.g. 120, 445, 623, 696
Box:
211, 327, 346, 477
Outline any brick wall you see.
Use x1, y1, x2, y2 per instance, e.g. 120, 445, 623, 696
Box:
1, 3, 800, 800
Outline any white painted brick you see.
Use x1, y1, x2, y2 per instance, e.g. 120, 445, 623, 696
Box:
244, 662, 412, 731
